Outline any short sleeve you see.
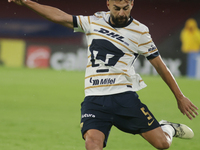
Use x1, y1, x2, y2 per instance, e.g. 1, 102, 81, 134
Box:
137, 26, 159, 60
73, 15, 90, 33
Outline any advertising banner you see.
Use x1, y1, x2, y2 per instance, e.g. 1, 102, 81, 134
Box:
25, 42, 88, 71
26, 46, 51, 68
0, 39, 25, 67
49, 44, 87, 71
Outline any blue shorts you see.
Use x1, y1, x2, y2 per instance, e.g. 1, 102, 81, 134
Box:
80, 91, 160, 147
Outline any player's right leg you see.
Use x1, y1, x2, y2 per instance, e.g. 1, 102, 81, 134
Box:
84, 129, 105, 150
80, 95, 113, 150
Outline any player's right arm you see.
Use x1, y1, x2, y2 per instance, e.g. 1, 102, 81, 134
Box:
8, 0, 74, 29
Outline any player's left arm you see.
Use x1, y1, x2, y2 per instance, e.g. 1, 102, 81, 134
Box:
149, 55, 199, 120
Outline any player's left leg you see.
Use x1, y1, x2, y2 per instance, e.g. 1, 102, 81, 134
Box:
159, 120, 194, 139
141, 120, 194, 150
140, 126, 172, 149
111, 92, 171, 149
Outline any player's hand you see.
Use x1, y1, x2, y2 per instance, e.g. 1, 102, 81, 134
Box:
177, 96, 198, 120
8, 0, 29, 5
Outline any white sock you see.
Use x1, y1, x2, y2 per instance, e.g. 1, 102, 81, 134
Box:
161, 124, 175, 140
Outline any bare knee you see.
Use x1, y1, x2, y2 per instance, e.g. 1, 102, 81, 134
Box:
85, 138, 103, 150
153, 140, 170, 150
153, 135, 171, 150
84, 129, 105, 150
141, 127, 171, 150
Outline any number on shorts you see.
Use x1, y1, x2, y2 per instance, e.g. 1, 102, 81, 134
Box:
140, 107, 152, 120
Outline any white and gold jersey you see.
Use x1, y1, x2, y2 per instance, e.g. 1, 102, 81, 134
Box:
73, 11, 159, 96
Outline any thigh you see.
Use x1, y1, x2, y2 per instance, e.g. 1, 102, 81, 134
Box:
140, 127, 171, 149
113, 92, 160, 134
114, 103, 160, 134
84, 129, 105, 150
80, 96, 113, 147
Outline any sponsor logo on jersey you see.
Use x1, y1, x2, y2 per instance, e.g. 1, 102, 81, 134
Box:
90, 77, 116, 86
94, 28, 129, 46
148, 44, 157, 52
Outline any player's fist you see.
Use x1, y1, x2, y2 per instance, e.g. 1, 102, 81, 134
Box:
8, 0, 29, 5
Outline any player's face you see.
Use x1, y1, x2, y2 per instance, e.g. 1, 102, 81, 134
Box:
107, 0, 134, 27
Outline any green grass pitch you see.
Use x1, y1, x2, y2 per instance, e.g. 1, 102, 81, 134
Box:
0, 67, 199, 150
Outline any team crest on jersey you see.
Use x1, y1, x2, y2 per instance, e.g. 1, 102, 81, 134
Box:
90, 39, 125, 70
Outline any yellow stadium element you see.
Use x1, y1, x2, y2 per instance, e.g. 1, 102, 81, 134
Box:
0, 39, 25, 67
180, 18, 200, 53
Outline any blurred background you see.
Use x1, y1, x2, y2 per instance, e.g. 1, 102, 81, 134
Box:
1, 1, 200, 149
1, 0, 200, 78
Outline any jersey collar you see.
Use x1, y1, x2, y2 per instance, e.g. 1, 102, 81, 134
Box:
108, 16, 133, 28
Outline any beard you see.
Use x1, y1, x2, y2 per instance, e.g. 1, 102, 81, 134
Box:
110, 13, 129, 27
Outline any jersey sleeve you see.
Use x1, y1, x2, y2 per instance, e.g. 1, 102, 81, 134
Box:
137, 26, 159, 60
73, 15, 90, 33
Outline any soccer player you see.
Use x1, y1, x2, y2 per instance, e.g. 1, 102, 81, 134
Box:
8, 0, 198, 149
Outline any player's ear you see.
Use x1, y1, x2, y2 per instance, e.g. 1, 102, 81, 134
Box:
107, 0, 111, 10
131, 0, 134, 7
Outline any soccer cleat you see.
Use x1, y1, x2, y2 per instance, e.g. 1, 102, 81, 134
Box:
159, 120, 194, 139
